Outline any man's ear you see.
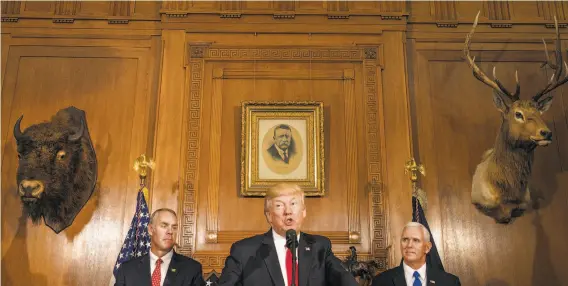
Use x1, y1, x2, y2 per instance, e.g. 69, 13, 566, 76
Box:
425, 242, 432, 254
493, 92, 510, 114
537, 96, 553, 114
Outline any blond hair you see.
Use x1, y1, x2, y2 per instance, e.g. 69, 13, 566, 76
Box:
264, 183, 305, 213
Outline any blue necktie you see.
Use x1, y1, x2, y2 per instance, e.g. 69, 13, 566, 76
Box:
413, 271, 422, 286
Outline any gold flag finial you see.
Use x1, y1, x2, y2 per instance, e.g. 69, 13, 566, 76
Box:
404, 158, 425, 183
133, 154, 155, 179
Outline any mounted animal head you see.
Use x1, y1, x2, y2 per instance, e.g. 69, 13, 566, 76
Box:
464, 12, 566, 148
13, 106, 97, 233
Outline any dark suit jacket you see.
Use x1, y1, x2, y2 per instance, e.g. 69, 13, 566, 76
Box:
267, 143, 296, 164
371, 263, 460, 286
114, 251, 206, 286
218, 229, 358, 286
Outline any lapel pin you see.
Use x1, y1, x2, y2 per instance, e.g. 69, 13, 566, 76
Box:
305, 247, 310, 251
171, 269, 177, 272
430, 280, 435, 284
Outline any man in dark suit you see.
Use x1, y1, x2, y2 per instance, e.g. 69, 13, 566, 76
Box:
218, 183, 358, 286
115, 208, 205, 286
266, 124, 296, 164
372, 222, 460, 286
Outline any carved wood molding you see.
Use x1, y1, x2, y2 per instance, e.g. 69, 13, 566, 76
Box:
1, 1, 21, 15
203, 47, 365, 61
176, 45, 207, 257
215, 69, 346, 80
485, 1, 511, 21
180, 44, 387, 270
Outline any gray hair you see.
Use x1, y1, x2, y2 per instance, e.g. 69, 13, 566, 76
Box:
402, 222, 431, 243
150, 208, 177, 225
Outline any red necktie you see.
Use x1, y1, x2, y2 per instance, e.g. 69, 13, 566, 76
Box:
151, 258, 162, 286
286, 248, 298, 286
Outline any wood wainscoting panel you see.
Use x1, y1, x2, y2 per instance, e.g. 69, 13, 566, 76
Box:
408, 35, 568, 285
177, 42, 388, 273
0, 42, 159, 285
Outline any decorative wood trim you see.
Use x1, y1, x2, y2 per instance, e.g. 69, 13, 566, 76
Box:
205, 47, 364, 61
430, 0, 457, 21
52, 18, 74, 24
490, 23, 513, 28
219, 12, 241, 19
54, 0, 77, 16
363, 53, 388, 271
328, 14, 350, 20
273, 12, 295, 19
343, 68, 361, 244
537, 1, 568, 21
110, 1, 132, 17
1, 1, 21, 15
381, 15, 402, 20
205, 68, 224, 244
179, 45, 387, 269
218, 69, 345, 80
546, 23, 568, 29
1, 18, 19, 23
436, 22, 459, 28
108, 19, 129, 24
179, 44, 387, 264
486, 1, 511, 21
177, 45, 207, 257
165, 12, 189, 18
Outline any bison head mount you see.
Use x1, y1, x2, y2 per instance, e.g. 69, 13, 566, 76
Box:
13, 106, 97, 233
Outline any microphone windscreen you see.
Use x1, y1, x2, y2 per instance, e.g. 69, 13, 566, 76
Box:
286, 229, 297, 239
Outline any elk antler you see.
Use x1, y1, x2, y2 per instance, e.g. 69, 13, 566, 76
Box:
533, 16, 568, 102
464, 11, 520, 101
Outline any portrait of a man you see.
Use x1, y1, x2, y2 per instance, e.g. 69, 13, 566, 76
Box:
266, 124, 297, 164
241, 101, 325, 197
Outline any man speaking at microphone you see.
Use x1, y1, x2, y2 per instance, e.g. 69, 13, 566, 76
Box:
218, 183, 358, 286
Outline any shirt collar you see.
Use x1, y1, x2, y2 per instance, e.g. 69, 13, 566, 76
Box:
274, 144, 288, 157
402, 261, 426, 282
149, 248, 174, 265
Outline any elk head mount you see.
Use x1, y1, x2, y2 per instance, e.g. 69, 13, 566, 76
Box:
464, 12, 566, 224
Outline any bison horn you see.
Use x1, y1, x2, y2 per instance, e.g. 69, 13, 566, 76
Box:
68, 118, 84, 142
13, 115, 24, 141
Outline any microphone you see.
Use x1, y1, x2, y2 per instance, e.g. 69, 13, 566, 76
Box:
285, 229, 298, 286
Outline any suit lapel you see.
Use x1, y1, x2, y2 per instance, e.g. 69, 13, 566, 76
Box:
138, 254, 152, 285
298, 232, 314, 286
164, 252, 180, 286
393, 266, 408, 286
262, 231, 285, 286
426, 264, 438, 286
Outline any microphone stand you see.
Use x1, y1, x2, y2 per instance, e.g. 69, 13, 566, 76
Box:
291, 240, 297, 286
286, 231, 298, 286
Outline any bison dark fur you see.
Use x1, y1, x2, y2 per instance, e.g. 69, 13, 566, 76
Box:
14, 106, 97, 233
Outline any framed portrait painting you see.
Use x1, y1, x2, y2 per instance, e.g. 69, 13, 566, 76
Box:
241, 101, 325, 196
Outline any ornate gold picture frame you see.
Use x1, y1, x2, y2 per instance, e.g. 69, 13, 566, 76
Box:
241, 101, 325, 196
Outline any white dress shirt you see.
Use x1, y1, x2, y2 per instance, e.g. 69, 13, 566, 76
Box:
274, 144, 289, 161
403, 261, 426, 286
149, 249, 174, 286
272, 229, 300, 286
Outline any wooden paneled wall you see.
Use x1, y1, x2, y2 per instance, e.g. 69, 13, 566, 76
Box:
2, 1, 568, 285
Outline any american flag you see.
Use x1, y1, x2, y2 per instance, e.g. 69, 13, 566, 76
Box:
109, 187, 151, 285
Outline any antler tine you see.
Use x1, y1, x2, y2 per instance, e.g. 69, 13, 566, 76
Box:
464, 11, 514, 99
492, 66, 516, 99
512, 70, 521, 99
534, 16, 568, 102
